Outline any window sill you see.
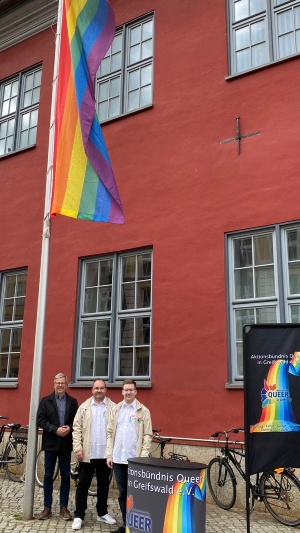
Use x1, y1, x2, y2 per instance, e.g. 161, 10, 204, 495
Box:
68, 381, 152, 389
225, 51, 300, 81
0, 381, 18, 388
0, 143, 36, 159
225, 382, 244, 389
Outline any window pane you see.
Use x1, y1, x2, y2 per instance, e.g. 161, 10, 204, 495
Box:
120, 318, 134, 345
110, 77, 120, 98
278, 32, 294, 58
112, 33, 122, 54
235, 308, 255, 341
289, 264, 300, 294
137, 281, 151, 308
234, 268, 254, 299
100, 259, 113, 285
278, 10, 293, 35
123, 256, 136, 282
0, 328, 10, 351
253, 234, 273, 265
142, 20, 153, 40
140, 85, 152, 107
84, 288, 97, 313
235, 0, 249, 21
120, 348, 133, 375
291, 305, 300, 322
98, 287, 112, 311
129, 70, 140, 91
9, 352, 20, 378
11, 328, 22, 350
251, 20, 265, 44
236, 26, 250, 50
86, 262, 99, 287
141, 65, 152, 86
80, 349, 94, 376
236, 48, 251, 72
135, 347, 149, 375
287, 229, 300, 260
256, 307, 276, 322
95, 348, 109, 375
130, 25, 141, 46
252, 43, 267, 66
109, 97, 120, 117
14, 297, 25, 320
82, 322, 95, 347
129, 44, 141, 64
137, 253, 151, 279
250, 0, 265, 16
135, 316, 150, 344
255, 266, 275, 297
128, 89, 139, 111
100, 56, 110, 76
142, 40, 153, 60
96, 320, 110, 347
111, 52, 122, 72
99, 101, 108, 120
295, 6, 300, 29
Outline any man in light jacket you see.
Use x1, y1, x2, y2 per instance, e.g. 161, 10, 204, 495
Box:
106, 379, 152, 533
72, 379, 116, 531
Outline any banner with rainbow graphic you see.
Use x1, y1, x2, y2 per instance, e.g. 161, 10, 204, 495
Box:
244, 324, 300, 475
127, 457, 207, 533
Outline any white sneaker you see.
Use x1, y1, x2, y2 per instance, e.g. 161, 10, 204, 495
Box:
72, 518, 83, 530
97, 513, 116, 525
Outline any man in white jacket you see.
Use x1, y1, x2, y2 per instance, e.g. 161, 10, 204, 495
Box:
71, 379, 116, 530
106, 379, 152, 533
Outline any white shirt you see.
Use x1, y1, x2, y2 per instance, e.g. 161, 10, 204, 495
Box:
113, 400, 137, 464
90, 397, 108, 459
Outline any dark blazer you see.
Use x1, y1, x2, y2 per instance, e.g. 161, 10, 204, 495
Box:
37, 391, 78, 453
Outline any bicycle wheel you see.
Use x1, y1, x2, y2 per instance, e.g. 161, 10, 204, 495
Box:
260, 470, 300, 526
35, 449, 59, 487
4, 439, 27, 482
207, 457, 236, 510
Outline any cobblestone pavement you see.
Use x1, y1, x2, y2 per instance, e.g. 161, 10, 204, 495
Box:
0, 472, 299, 532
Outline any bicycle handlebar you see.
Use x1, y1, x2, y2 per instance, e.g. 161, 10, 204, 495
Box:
210, 428, 244, 439
0, 416, 9, 420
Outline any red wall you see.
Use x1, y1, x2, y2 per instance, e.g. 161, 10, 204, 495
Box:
1, 0, 300, 440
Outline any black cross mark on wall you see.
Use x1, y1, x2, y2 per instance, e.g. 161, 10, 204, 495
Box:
220, 117, 260, 155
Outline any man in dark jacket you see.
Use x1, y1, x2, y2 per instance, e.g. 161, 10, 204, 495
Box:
37, 373, 78, 521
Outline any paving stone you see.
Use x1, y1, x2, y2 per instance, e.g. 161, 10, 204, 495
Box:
0, 472, 299, 532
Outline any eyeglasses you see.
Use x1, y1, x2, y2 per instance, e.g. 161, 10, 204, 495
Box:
123, 389, 136, 392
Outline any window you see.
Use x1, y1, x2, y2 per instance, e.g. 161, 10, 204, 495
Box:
96, 14, 154, 121
228, 0, 300, 74
76, 249, 152, 382
0, 65, 42, 156
227, 224, 300, 381
0, 270, 27, 379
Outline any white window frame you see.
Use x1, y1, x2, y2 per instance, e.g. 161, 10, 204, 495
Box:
227, 223, 300, 382
0, 270, 27, 381
0, 65, 42, 156
228, 0, 300, 75
76, 249, 153, 383
96, 13, 154, 122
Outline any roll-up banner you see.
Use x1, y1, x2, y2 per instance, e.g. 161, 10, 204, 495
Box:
243, 324, 300, 475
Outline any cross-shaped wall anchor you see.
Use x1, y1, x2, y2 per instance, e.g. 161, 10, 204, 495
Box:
220, 117, 260, 155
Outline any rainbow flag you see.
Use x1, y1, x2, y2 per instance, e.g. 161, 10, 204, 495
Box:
50, 0, 124, 223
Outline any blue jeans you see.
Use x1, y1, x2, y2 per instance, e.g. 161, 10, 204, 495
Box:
113, 463, 128, 526
44, 450, 71, 509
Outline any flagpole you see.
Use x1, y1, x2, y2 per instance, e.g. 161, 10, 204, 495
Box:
22, 0, 63, 520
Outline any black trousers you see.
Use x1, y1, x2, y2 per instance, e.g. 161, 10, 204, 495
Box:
74, 459, 111, 519
113, 463, 128, 526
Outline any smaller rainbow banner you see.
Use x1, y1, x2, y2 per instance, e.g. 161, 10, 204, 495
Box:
163, 472, 206, 533
50, 0, 124, 223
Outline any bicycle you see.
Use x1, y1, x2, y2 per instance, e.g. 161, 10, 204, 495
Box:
149, 429, 190, 461
0, 415, 28, 482
35, 449, 113, 496
207, 427, 300, 527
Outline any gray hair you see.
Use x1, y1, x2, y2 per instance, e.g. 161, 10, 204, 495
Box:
54, 373, 67, 382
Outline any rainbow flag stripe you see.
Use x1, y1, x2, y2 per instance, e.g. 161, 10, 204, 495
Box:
50, 0, 124, 223
163, 471, 206, 533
